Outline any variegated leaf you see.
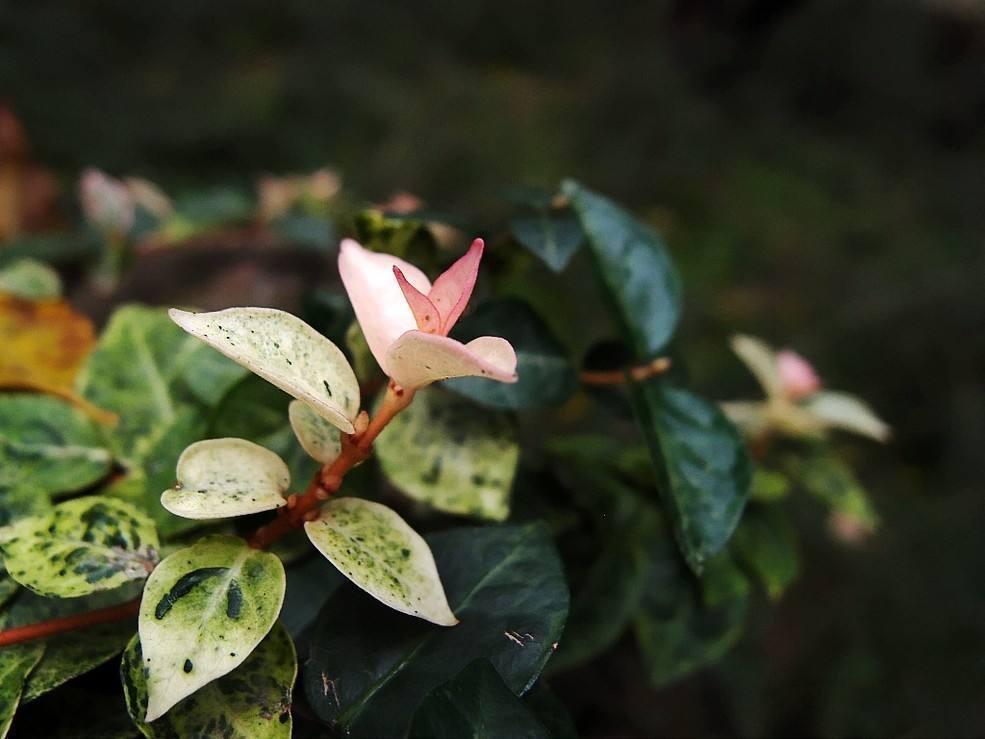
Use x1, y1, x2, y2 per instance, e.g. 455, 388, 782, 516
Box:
288, 400, 341, 465
0, 642, 45, 738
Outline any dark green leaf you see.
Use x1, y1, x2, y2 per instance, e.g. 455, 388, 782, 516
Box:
562, 179, 682, 357
271, 212, 336, 251
731, 505, 799, 600
510, 209, 584, 272
524, 682, 578, 739
792, 448, 879, 531
628, 381, 751, 572
409, 660, 548, 739
303, 523, 569, 737
445, 300, 577, 410
0, 642, 45, 738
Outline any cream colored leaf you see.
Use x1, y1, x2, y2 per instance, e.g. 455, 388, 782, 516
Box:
161, 438, 290, 520
288, 400, 341, 465
730, 334, 782, 399
169, 307, 360, 434
805, 391, 891, 442
304, 497, 458, 626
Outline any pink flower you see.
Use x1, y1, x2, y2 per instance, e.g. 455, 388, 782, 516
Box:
777, 349, 821, 400
78, 168, 135, 235
338, 238, 518, 389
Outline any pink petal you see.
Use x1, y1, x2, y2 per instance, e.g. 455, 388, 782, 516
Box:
777, 350, 822, 400
338, 239, 431, 375
427, 238, 484, 334
385, 330, 518, 390
394, 266, 441, 333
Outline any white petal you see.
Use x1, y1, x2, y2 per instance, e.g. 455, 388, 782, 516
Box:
337, 239, 431, 375
169, 307, 360, 434
805, 391, 891, 442
385, 331, 518, 390
730, 334, 782, 399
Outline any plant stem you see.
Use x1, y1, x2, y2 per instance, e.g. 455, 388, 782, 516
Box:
0, 598, 140, 647
247, 381, 416, 549
580, 356, 672, 386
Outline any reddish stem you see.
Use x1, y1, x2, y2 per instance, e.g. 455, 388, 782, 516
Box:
0, 598, 140, 647
580, 356, 672, 386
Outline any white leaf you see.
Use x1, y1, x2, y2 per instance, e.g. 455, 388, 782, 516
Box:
161, 438, 290, 520
304, 497, 458, 626
288, 400, 342, 465
805, 391, 891, 442
139, 535, 285, 722
169, 307, 360, 434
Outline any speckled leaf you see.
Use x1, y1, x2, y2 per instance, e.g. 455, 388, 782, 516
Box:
122, 621, 295, 739
0, 394, 112, 502
1, 496, 159, 597
628, 380, 751, 573
0, 258, 62, 300
303, 524, 569, 737
161, 438, 289, 520
305, 497, 457, 626
288, 400, 341, 464
138, 535, 285, 722
76, 305, 220, 466
563, 179, 682, 356
510, 207, 584, 273
444, 299, 577, 410
0, 642, 45, 738
22, 622, 133, 702
375, 389, 519, 521
409, 659, 548, 739
169, 307, 360, 434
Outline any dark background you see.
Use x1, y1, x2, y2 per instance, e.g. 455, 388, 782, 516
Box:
3, 1, 984, 736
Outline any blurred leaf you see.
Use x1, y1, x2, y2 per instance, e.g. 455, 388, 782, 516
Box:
0, 259, 61, 300
732, 505, 799, 600
375, 389, 519, 521
0, 232, 99, 268
1, 496, 158, 598
271, 212, 335, 251
510, 209, 583, 272
304, 497, 457, 626
409, 659, 548, 739
792, 448, 879, 532
562, 179, 682, 357
122, 621, 295, 738
303, 524, 569, 738
0, 295, 95, 399
629, 380, 751, 572
0, 394, 112, 507
524, 682, 578, 739
301, 289, 355, 348
445, 299, 577, 410
0, 642, 45, 738
749, 466, 791, 502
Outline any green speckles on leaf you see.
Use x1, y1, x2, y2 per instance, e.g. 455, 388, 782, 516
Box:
0, 641, 45, 738
288, 400, 341, 465
161, 438, 290, 520
0, 495, 159, 597
138, 535, 285, 722
122, 621, 296, 739
168, 307, 361, 434
305, 497, 457, 626
375, 389, 519, 521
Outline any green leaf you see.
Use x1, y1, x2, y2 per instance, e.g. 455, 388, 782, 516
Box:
22, 622, 133, 703
524, 682, 577, 739
288, 400, 341, 464
375, 389, 519, 521
793, 449, 879, 531
169, 307, 360, 434
0, 642, 45, 738
634, 525, 750, 688
510, 208, 584, 272
303, 523, 569, 737
138, 534, 285, 721
161, 438, 290, 520
271, 212, 335, 251
76, 305, 215, 466
305, 497, 457, 626
749, 466, 791, 502
732, 506, 799, 600
0, 258, 62, 300
444, 300, 577, 410
1, 496, 159, 597
0, 394, 112, 502
628, 381, 751, 573
409, 659, 548, 739
562, 179, 682, 356
122, 621, 296, 738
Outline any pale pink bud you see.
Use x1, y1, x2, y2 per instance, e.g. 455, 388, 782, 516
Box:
777, 349, 821, 400
79, 168, 134, 235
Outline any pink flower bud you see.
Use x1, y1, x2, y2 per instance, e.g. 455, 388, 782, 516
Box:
777, 349, 821, 400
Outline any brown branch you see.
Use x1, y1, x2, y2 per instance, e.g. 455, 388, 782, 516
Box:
580, 356, 672, 386
0, 598, 140, 647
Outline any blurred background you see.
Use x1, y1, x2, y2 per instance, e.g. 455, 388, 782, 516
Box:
2, 1, 984, 735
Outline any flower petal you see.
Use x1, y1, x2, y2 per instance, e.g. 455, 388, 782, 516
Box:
804, 390, 891, 442
338, 239, 431, 374
777, 349, 821, 400
394, 266, 441, 333
730, 334, 782, 399
427, 238, 483, 333
385, 331, 518, 389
